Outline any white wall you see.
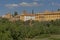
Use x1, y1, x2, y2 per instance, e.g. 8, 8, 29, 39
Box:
24, 16, 35, 21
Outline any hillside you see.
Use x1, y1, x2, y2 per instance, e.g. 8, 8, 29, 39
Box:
0, 18, 60, 40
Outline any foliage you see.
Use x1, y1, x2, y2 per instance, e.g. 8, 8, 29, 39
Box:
13, 11, 18, 16
0, 18, 60, 40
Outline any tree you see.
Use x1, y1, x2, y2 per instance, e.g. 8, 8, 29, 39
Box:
14, 11, 18, 16
57, 9, 60, 11
32, 10, 34, 14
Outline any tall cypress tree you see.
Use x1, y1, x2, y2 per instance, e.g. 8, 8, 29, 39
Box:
32, 10, 34, 14
14, 11, 18, 16
58, 9, 60, 11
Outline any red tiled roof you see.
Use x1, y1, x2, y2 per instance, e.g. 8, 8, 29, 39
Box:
21, 14, 35, 16
20, 11, 60, 16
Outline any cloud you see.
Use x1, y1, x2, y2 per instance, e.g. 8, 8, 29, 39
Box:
19, 2, 32, 6
5, 4, 19, 8
19, 2, 44, 7
5, 2, 44, 8
52, 2, 60, 6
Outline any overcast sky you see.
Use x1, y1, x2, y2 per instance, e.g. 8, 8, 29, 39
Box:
0, 0, 60, 15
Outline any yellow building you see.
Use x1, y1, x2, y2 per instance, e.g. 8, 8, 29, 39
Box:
20, 10, 35, 21
20, 13, 35, 21
20, 11, 60, 21
2, 13, 13, 19
2, 11, 60, 21
2, 13, 20, 21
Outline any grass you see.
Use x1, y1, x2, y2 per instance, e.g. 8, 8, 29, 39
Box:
25, 34, 60, 40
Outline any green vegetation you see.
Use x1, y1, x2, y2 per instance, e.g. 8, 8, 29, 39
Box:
13, 11, 18, 16
0, 18, 60, 40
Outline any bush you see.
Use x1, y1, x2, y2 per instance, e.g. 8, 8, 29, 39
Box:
0, 18, 60, 40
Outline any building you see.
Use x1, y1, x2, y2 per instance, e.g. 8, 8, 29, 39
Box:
9, 15, 20, 21
20, 11, 60, 21
20, 13, 35, 21
2, 13, 13, 19
1, 11, 60, 21
2, 13, 20, 21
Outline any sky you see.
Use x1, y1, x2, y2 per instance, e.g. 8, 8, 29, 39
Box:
0, 0, 60, 15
